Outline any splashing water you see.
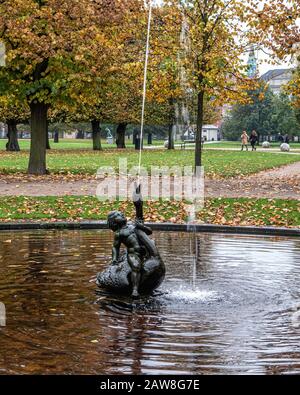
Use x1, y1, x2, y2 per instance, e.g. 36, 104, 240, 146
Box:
186, 204, 198, 292
291, 304, 300, 328
166, 287, 218, 304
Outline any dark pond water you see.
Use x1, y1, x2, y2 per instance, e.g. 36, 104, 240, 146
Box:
0, 229, 300, 375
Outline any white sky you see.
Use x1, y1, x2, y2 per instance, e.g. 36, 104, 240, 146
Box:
254, 50, 294, 76
153, 0, 297, 76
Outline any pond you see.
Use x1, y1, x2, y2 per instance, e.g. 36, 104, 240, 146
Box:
0, 229, 299, 375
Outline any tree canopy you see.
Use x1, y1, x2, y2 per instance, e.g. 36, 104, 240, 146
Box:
0, 0, 299, 173
222, 85, 300, 140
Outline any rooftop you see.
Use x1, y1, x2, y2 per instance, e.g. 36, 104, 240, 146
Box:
260, 68, 293, 82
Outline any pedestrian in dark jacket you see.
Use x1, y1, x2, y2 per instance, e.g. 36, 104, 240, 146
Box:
278, 133, 284, 144
284, 134, 290, 144
249, 130, 258, 151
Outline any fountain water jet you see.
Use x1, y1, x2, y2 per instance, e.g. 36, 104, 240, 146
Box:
138, 0, 153, 177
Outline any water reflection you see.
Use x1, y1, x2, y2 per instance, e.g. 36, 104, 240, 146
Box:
0, 230, 299, 374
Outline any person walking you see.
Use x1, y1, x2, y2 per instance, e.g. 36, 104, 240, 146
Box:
284, 134, 290, 144
241, 130, 249, 151
249, 130, 258, 151
278, 133, 284, 145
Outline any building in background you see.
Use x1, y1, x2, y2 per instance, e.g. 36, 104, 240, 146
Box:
247, 46, 258, 78
0, 123, 6, 138
260, 69, 293, 94
182, 124, 219, 141
202, 124, 219, 141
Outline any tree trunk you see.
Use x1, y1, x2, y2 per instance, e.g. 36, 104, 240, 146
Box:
168, 124, 175, 149
6, 120, 20, 152
76, 130, 84, 139
195, 91, 204, 169
28, 102, 48, 175
116, 122, 127, 149
133, 129, 138, 145
168, 99, 175, 149
54, 131, 59, 143
91, 120, 102, 150
46, 119, 51, 150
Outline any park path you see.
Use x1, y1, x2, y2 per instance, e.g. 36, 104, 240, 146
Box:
0, 162, 299, 199
205, 161, 300, 200
145, 143, 300, 154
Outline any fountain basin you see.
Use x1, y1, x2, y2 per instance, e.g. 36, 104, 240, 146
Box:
0, 229, 299, 375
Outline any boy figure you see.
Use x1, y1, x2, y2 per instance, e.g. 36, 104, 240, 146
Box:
108, 211, 152, 298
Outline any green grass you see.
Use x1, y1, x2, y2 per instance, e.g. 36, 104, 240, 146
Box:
1, 138, 299, 151
0, 196, 183, 222
0, 196, 299, 227
206, 141, 300, 149
0, 138, 170, 151
0, 148, 300, 178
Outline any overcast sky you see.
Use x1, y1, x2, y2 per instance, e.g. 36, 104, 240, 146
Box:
151, 0, 296, 76
252, 50, 294, 76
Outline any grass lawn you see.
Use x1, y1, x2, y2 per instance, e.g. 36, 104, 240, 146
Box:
0, 138, 169, 151
1, 139, 299, 151
206, 141, 300, 149
0, 148, 300, 178
0, 196, 299, 227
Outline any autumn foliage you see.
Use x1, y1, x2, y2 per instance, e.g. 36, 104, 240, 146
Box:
0, 0, 299, 173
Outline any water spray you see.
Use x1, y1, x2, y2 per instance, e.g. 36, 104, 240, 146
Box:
138, 0, 153, 179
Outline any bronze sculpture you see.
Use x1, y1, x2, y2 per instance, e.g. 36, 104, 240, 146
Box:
96, 185, 166, 297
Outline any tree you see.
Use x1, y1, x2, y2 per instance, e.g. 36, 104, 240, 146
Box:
115, 123, 128, 148
172, 0, 257, 168
248, 1, 300, 131
62, 0, 145, 151
271, 93, 300, 137
288, 60, 300, 116
222, 84, 275, 140
295, 67, 300, 125
0, 0, 115, 173
249, 1, 300, 60
0, 93, 29, 151
222, 87, 300, 140
249, 1, 300, 101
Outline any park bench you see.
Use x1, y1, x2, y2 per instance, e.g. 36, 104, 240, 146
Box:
181, 140, 195, 149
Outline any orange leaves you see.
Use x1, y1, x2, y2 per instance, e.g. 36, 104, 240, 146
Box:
175, 1, 258, 105
286, 68, 300, 107
0, 196, 299, 228
247, 0, 300, 60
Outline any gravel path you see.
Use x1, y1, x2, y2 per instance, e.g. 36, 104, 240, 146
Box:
206, 162, 300, 200
0, 162, 299, 200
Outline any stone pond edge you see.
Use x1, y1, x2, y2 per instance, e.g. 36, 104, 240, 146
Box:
0, 221, 299, 237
